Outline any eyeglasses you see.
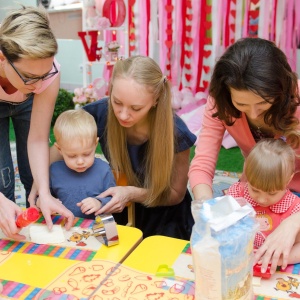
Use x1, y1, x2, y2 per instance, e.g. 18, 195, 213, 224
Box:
8, 60, 58, 85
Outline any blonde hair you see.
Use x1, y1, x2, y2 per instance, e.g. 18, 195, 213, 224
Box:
0, 5, 57, 62
54, 109, 97, 145
245, 139, 295, 192
107, 56, 174, 207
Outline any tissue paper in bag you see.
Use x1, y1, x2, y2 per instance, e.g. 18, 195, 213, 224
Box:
191, 196, 258, 300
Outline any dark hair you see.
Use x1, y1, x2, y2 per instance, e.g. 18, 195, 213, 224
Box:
209, 37, 299, 134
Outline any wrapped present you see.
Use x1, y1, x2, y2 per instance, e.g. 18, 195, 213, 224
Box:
191, 196, 259, 300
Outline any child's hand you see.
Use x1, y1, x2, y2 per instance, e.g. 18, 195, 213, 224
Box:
77, 197, 102, 215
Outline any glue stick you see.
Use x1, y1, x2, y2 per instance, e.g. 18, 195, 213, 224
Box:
16, 207, 40, 228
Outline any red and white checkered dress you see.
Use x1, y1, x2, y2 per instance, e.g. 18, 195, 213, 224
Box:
227, 182, 300, 248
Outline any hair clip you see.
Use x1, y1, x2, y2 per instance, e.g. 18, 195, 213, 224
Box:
163, 76, 167, 83
279, 136, 287, 142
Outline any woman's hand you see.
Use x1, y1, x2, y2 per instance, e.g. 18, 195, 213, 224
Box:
95, 186, 132, 215
27, 181, 39, 209
0, 193, 25, 240
254, 212, 300, 274
38, 193, 74, 230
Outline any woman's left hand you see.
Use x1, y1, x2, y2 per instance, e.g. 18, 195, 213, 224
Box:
95, 186, 131, 215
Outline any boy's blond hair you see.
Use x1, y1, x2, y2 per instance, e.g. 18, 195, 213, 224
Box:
245, 138, 295, 192
54, 109, 97, 144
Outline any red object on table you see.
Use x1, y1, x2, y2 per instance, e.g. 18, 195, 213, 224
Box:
16, 207, 40, 228
253, 263, 272, 279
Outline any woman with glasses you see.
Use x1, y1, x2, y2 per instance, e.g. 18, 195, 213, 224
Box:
0, 5, 74, 240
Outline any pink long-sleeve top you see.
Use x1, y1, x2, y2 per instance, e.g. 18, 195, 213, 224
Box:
188, 95, 300, 193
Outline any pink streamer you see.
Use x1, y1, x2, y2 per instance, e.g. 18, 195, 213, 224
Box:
158, 0, 168, 74
242, 0, 250, 37
190, 0, 201, 93
171, 0, 183, 87
139, 0, 147, 55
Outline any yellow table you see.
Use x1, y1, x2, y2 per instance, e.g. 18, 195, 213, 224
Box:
123, 235, 188, 274
0, 225, 142, 288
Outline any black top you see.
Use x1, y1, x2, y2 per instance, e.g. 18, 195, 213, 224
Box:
84, 98, 196, 239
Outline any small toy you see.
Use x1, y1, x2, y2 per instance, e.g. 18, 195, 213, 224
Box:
92, 214, 119, 247
253, 263, 272, 279
155, 264, 175, 277
16, 207, 40, 228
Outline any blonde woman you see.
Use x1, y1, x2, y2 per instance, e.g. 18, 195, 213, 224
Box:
83, 56, 196, 239
228, 139, 300, 266
0, 6, 74, 240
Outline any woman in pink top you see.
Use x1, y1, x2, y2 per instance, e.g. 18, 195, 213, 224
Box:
189, 37, 300, 274
0, 6, 74, 240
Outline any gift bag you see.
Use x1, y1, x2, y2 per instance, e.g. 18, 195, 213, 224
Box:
191, 196, 259, 300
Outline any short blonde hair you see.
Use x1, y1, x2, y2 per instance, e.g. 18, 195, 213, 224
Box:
54, 109, 97, 144
0, 5, 57, 62
245, 139, 295, 192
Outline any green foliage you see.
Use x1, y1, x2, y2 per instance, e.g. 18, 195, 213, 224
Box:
51, 88, 74, 126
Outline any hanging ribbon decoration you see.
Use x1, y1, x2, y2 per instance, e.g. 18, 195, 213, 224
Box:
128, 0, 136, 56
164, 0, 173, 79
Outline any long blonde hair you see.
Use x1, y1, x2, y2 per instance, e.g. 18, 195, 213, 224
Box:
0, 5, 57, 62
107, 56, 174, 207
245, 138, 295, 192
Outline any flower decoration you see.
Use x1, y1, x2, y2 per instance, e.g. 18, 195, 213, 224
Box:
106, 40, 120, 52
93, 16, 111, 31
73, 78, 106, 109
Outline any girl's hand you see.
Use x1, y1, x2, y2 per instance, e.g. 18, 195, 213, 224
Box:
38, 193, 74, 230
254, 213, 300, 274
0, 194, 25, 240
77, 197, 101, 215
95, 186, 131, 215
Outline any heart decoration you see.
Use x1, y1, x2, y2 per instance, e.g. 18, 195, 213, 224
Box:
204, 21, 212, 29
249, 10, 259, 19
251, 0, 259, 5
186, 14, 193, 21
203, 50, 212, 58
166, 64, 171, 71
249, 24, 258, 32
185, 64, 191, 70
186, 37, 193, 45
186, 1, 192, 9
186, 25, 192, 32
230, 10, 236, 18
230, 24, 236, 31
205, 5, 212, 14
185, 74, 192, 82
203, 65, 210, 74
165, 4, 174, 13
185, 51, 193, 59
165, 40, 173, 48
166, 28, 173, 35
204, 37, 212, 44
129, 45, 136, 51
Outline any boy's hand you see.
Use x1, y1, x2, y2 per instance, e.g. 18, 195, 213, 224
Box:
77, 197, 101, 215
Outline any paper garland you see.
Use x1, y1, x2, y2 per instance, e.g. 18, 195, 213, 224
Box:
80, 0, 300, 107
